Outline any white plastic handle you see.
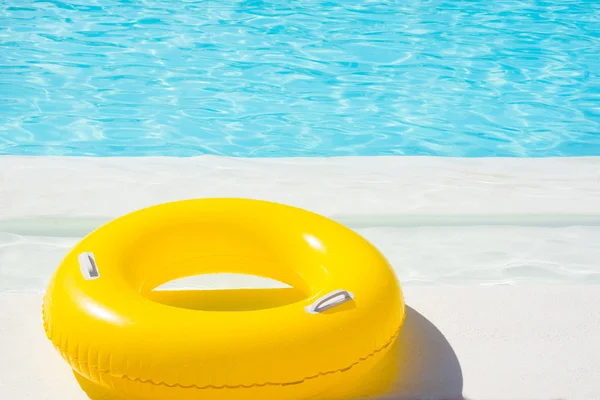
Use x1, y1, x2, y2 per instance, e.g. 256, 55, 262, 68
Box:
305, 289, 354, 314
78, 252, 100, 280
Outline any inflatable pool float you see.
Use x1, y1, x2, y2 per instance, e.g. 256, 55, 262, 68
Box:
42, 198, 405, 400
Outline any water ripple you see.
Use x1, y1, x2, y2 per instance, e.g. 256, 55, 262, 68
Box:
0, 0, 599, 157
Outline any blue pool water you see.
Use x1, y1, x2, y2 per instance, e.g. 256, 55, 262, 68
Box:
0, 1, 599, 157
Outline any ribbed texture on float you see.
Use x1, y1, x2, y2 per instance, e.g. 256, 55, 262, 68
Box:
42, 295, 404, 392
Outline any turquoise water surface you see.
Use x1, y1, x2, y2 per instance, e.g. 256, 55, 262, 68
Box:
1, 0, 599, 157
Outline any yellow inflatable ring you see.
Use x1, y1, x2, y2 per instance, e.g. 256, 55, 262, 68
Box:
43, 199, 405, 400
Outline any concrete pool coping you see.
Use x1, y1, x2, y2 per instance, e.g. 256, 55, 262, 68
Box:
2, 155, 600, 221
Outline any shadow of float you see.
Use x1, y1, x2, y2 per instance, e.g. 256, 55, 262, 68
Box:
74, 290, 463, 400
344, 306, 464, 400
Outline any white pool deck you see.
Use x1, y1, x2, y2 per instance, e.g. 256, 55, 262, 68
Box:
1, 155, 600, 399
